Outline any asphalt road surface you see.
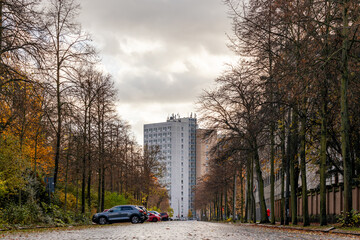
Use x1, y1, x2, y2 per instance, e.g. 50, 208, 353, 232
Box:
1, 221, 358, 240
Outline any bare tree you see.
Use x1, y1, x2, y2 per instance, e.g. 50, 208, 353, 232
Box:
41, 0, 94, 191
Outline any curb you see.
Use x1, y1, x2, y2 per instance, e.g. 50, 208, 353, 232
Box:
245, 223, 360, 237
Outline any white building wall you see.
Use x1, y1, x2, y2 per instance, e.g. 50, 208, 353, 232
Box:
144, 116, 196, 218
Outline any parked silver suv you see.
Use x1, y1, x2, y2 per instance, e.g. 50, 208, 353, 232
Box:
92, 205, 147, 224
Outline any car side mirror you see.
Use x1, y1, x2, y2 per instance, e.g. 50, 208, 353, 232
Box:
109, 209, 114, 212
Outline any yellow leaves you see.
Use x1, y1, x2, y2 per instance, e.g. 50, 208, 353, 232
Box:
0, 73, 54, 179
277, 119, 285, 130
0, 178, 9, 196
141, 195, 148, 205
0, 135, 29, 194
58, 190, 77, 210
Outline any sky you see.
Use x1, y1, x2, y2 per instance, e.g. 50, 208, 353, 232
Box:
79, 0, 237, 144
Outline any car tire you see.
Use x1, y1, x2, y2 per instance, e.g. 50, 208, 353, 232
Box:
131, 215, 140, 224
153, 218, 158, 222
99, 217, 107, 225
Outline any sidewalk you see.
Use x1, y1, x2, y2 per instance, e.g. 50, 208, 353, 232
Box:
242, 222, 360, 237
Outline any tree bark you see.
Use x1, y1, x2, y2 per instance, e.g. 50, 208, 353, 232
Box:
300, 110, 309, 226
290, 109, 298, 225
233, 170, 237, 222
280, 111, 286, 225
253, 140, 269, 223
340, 0, 352, 223
270, 124, 275, 224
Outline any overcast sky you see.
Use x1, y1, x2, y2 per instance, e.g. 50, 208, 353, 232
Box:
79, 0, 237, 144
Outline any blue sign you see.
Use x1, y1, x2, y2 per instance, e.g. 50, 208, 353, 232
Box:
45, 177, 55, 193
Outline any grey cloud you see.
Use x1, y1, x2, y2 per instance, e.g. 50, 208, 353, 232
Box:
114, 66, 208, 104
79, 0, 235, 124
80, 0, 232, 55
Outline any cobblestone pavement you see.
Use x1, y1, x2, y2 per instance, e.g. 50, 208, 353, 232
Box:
1, 221, 358, 240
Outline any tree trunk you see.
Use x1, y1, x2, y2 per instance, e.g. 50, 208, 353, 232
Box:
245, 155, 251, 222
280, 111, 286, 225
319, 0, 331, 226
285, 110, 291, 225
240, 169, 244, 222
233, 170, 237, 222
270, 123, 275, 224
300, 110, 309, 226
101, 162, 105, 211
290, 109, 298, 225
253, 141, 269, 223
320, 98, 327, 225
0, 0, 3, 51
53, 6, 62, 192
340, 0, 352, 223
64, 133, 71, 212
81, 111, 87, 214
250, 155, 255, 222
87, 112, 92, 213
97, 167, 102, 213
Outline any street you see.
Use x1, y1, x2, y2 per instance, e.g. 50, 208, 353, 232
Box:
1, 221, 357, 240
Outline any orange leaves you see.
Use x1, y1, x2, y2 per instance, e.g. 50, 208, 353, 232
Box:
0, 75, 54, 177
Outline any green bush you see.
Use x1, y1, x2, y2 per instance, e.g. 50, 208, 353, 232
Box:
104, 192, 128, 209
338, 210, 360, 227
1, 201, 46, 224
41, 202, 81, 225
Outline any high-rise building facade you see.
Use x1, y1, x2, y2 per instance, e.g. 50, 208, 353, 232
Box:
195, 129, 217, 179
144, 115, 197, 218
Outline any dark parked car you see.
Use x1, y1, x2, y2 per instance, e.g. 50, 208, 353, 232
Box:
136, 206, 148, 221
92, 205, 147, 224
160, 212, 169, 221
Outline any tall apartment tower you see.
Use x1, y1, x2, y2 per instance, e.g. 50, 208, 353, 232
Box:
196, 129, 218, 178
144, 115, 197, 218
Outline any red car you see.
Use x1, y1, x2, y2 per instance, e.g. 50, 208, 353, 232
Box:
160, 212, 169, 221
147, 212, 161, 222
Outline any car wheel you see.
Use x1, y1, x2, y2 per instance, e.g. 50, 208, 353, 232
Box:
131, 215, 140, 224
153, 218, 158, 222
99, 217, 107, 225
